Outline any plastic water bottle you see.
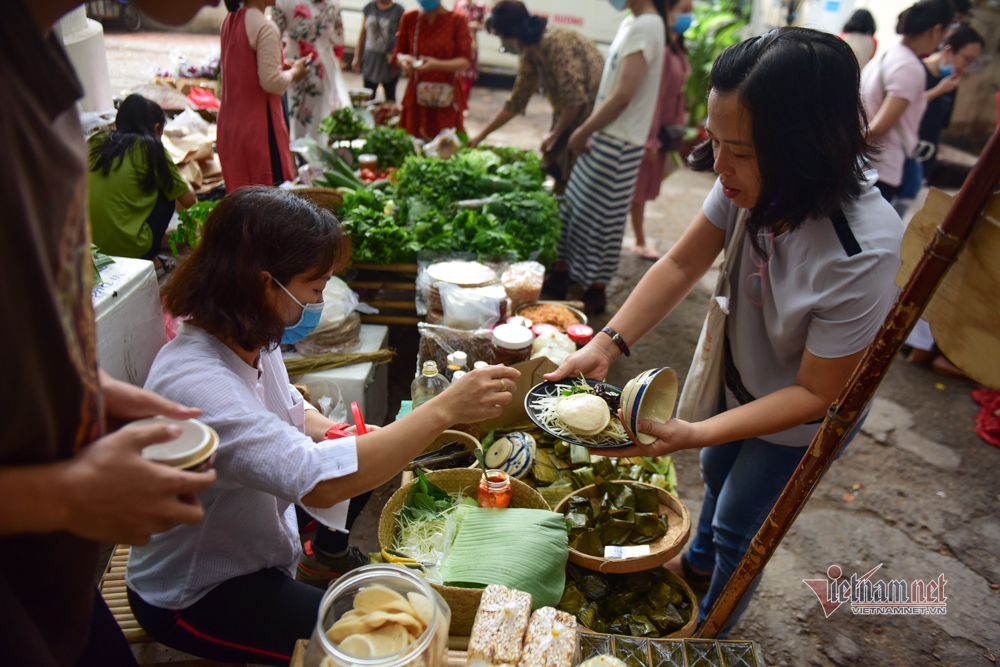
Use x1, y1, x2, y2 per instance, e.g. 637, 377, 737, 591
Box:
411, 361, 449, 408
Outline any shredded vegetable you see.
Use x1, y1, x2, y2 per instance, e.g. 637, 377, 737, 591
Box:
531, 379, 628, 447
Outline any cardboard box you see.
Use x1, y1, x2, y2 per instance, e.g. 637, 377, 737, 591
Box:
477, 356, 558, 439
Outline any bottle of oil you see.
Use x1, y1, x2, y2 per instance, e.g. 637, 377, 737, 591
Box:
411, 361, 449, 408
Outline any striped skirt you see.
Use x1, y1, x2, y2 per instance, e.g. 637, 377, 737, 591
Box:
558, 133, 644, 287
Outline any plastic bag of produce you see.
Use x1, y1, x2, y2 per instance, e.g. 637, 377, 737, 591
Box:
502, 261, 544, 312
439, 282, 504, 331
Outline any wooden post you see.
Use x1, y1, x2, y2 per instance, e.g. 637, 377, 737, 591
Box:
696, 127, 1000, 638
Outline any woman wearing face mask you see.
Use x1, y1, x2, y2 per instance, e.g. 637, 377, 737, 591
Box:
88, 94, 196, 274
630, 0, 693, 261
860, 0, 955, 205
469, 0, 604, 194
392, 0, 473, 140
125, 188, 519, 665
546, 28, 903, 635
544, 0, 668, 315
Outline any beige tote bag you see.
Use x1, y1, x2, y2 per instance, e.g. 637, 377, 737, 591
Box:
677, 209, 749, 422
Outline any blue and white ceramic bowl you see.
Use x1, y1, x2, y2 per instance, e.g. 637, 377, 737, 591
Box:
620, 368, 679, 445
484, 430, 537, 479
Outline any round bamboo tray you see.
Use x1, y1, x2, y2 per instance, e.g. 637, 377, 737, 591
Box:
416, 429, 481, 471
578, 567, 698, 641
378, 468, 550, 636
554, 481, 690, 574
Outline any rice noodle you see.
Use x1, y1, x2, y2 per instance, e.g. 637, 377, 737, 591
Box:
530, 381, 628, 447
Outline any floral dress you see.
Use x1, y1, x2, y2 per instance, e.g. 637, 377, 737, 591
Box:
453, 0, 486, 88
273, 0, 352, 142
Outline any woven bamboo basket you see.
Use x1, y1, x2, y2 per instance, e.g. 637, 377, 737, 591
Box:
554, 481, 690, 574
292, 187, 344, 213
415, 429, 481, 470
578, 567, 699, 642
378, 468, 550, 636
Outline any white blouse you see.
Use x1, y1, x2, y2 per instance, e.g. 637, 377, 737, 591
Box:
126, 323, 358, 609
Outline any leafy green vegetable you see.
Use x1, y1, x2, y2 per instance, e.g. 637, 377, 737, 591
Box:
401, 468, 456, 522
319, 107, 367, 139
362, 126, 416, 169
168, 200, 220, 256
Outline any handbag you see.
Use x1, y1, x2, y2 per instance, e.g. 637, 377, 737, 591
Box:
676, 208, 749, 423
412, 15, 456, 108
657, 125, 686, 153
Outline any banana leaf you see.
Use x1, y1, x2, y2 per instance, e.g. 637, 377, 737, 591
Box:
630, 513, 667, 544
625, 614, 660, 638
557, 584, 588, 616
554, 440, 570, 458
625, 464, 644, 481
577, 602, 607, 633
647, 581, 684, 609
567, 495, 592, 513
596, 476, 619, 500
592, 457, 617, 481
612, 484, 636, 511
579, 573, 610, 601
596, 517, 633, 546
539, 481, 575, 508
566, 511, 590, 528
572, 466, 596, 488
605, 591, 638, 616
607, 616, 630, 636
532, 459, 561, 484
570, 444, 592, 465
647, 473, 670, 491
633, 484, 660, 513
570, 529, 604, 557
625, 571, 654, 594
649, 604, 685, 634
607, 508, 635, 523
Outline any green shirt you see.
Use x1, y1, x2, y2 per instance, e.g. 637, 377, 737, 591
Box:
87, 133, 189, 258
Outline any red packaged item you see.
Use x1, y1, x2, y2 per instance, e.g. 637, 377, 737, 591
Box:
566, 324, 594, 346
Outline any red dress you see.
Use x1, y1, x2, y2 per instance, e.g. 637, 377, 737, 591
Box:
393, 10, 472, 140
218, 9, 295, 190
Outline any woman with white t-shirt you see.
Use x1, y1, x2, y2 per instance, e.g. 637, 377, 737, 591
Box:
544, 0, 667, 315
860, 0, 955, 203
547, 28, 903, 635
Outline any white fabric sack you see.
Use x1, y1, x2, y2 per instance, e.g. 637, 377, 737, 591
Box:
677, 209, 749, 423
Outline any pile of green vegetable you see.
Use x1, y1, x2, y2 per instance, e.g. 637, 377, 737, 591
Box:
336, 146, 560, 266
559, 564, 693, 637
168, 200, 220, 255
481, 424, 677, 509
361, 126, 415, 169
319, 107, 368, 139
562, 479, 670, 557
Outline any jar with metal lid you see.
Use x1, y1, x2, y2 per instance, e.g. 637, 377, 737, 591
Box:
491, 324, 533, 366
358, 154, 379, 172
304, 564, 450, 667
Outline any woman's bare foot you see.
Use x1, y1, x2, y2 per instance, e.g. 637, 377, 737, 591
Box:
630, 244, 660, 261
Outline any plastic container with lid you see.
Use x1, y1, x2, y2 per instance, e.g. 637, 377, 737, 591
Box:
505, 315, 533, 329
358, 154, 379, 171
303, 564, 451, 667
472, 361, 489, 370
531, 323, 559, 338
491, 323, 533, 366
132, 417, 219, 472
445, 350, 468, 381
566, 323, 594, 347
478, 469, 512, 508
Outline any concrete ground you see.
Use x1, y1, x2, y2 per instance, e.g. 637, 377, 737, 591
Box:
103, 31, 1000, 667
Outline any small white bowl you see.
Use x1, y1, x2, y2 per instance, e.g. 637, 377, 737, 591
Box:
620, 368, 679, 445
131, 416, 218, 471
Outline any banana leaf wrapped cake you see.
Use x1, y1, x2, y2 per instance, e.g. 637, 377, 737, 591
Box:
562, 478, 670, 558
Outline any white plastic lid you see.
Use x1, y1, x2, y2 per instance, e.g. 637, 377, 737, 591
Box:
473, 361, 488, 369
133, 417, 217, 468
453, 351, 468, 365
452, 371, 466, 381
492, 324, 533, 350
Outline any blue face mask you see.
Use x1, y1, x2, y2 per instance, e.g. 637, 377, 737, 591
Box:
416, 0, 439, 11
276, 279, 324, 345
608, 0, 627, 11
938, 63, 954, 77
672, 13, 693, 34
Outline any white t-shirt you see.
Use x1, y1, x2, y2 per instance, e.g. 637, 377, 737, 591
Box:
860, 43, 927, 187
702, 177, 903, 446
595, 13, 665, 147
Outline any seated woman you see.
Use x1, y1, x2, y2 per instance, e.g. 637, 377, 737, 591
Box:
88, 94, 196, 272
125, 187, 519, 665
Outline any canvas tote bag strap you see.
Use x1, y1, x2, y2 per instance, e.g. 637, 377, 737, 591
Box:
676, 208, 749, 422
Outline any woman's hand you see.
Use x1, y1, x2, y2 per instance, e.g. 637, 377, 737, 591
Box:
397, 54, 415, 74
540, 130, 559, 154
568, 127, 591, 154
468, 132, 485, 148
933, 73, 961, 96
290, 55, 311, 82
591, 410, 705, 458
433, 365, 521, 423
352, 54, 362, 73
413, 56, 437, 72
544, 341, 616, 383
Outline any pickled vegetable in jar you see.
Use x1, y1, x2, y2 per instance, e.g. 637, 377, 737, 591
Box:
478, 470, 512, 508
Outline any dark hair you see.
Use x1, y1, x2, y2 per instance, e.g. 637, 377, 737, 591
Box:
163, 188, 351, 351
896, 0, 955, 36
225, 0, 241, 11
652, 0, 669, 41
942, 23, 984, 51
688, 28, 873, 257
486, 1, 547, 44
952, 0, 972, 15
843, 9, 876, 35
90, 94, 172, 195
668, 0, 686, 52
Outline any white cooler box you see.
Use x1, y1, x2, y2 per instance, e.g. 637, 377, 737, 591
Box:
92, 257, 167, 386
291, 324, 389, 427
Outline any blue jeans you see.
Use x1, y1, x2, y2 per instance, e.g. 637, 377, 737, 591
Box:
898, 158, 923, 200
685, 422, 862, 637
